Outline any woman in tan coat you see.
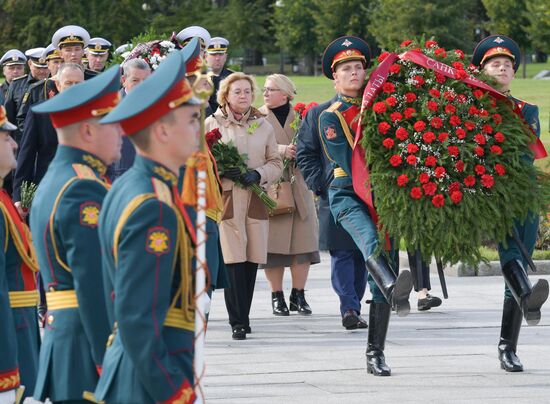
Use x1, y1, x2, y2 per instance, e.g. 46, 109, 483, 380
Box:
259, 74, 320, 317
205, 72, 282, 340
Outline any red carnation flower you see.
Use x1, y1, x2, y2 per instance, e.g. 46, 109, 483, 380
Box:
401, 39, 413, 47
397, 174, 409, 187
445, 104, 456, 114
474, 147, 484, 156
464, 121, 475, 131
456, 94, 467, 103
414, 121, 426, 132
464, 175, 476, 187
473, 89, 484, 99
390, 64, 401, 74
404, 108, 416, 119
432, 194, 445, 208
429, 89, 441, 98
450, 190, 463, 204
474, 133, 486, 145
389, 154, 403, 167
422, 131, 436, 143
444, 91, 456, 101
385, 96, 398, 107
435, 73, 446, 84
423, 181, 437, 196
419, 173, 430, 184
449, 182, 461, 192
452, 61, 465, 70
373, 102, 387, 114
434, 48, 447, 58
475, 164, 486, 175
383, 82, 396, 94
395, 127, 409, 140
434, 166, 446, 178
455, 70, 468, 80
455, 160, 465, 172
206, 128, 222, 149
378, 52, 390, 62
482, 124, 493, 134
430, 117, 443, 129
493, 114, 503, 125
410, 187, 422, 199
490, 145, 503, 155
390, 112, 403, 122
468, 106, 479, 115
494, 164, 506, 176
406, 155, 417, 165
382, 138, 395, 149
447, 145, 459, 157
302, 102, 319, 118
449, 115, 461, 126
407, 143, 419, 154
494, 132, 505, 143
425, 40, 438, 48
427, 101, 438, 112
293, 103, 306, 114
438, 132, 449, 142
378, 122, 391, 134
454, 49, 465, 59
425, 156, 437, 167
479, 109, 489, 118
456, 128, 466, 139
413, 75, 425, 87
481, 174, 494, 188
404, 92, 417, 103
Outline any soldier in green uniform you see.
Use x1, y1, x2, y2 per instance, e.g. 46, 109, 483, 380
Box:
318, 36, 413, 376
29, 66, 122, 403
0, 106, 40, 403
93, 47, 200, 404
472, 35, 549, 372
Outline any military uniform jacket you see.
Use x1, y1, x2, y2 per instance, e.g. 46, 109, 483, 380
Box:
0, 81, 9, 105
95, 156, 195, 404
16, 79, 58, 131
4, 74, 39, 140
29, 145, 111, 402
296, 97, 360, 251
12, 110, 58, 202
0, 189, 40, 398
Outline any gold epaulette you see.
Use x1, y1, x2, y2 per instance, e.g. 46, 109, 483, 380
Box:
72, 163, 98, 180
326, 101, 342, 113
151, 177, 173, 206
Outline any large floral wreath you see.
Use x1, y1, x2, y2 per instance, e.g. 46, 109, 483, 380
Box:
359, 39, 550, 265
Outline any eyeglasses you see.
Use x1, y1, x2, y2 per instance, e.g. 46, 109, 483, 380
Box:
262, 87, 281, 93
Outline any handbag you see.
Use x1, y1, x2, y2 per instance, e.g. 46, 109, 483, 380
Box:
268, 181, 295, 216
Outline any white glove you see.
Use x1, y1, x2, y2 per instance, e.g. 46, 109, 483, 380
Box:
0, 389, 16, 404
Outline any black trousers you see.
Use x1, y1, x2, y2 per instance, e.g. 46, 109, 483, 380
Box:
407, 250, 431, 292
224, 261, 258, 328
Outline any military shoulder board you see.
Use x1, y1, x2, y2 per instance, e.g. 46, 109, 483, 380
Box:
72, 163, 98, 180
151, 177, 173, 207
326, 101, 342, 113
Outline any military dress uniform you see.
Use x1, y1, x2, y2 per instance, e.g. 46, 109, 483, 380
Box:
0, 108, 40, 401
206, 37, 234, 114
93, 49, 199, 404
472, 35, 549, 373
1, 50, 27, 104
29, 66, 121, 403
318, 36, 413, 376
86, 38, 112, 73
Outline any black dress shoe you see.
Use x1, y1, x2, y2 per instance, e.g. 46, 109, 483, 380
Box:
289, 288, 312, 315
499, 349, 523, 372
357, 314, 368, 329
232, 327, 246, 340
245, 326, 251, 334
272, 291, 290, 316
342, 310, 360, 330
417, 294, 442, 311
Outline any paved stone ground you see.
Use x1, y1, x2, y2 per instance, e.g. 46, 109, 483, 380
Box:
203, 252, 550, 404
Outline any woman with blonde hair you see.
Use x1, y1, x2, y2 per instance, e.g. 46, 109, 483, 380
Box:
259, 74, 320, 317
205, 72, 282, 340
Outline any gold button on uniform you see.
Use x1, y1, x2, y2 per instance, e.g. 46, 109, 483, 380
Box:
47, 315, 54, 325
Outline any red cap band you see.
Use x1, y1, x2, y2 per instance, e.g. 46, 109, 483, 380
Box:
331, 49, 366, 70
49, 91, 121, 128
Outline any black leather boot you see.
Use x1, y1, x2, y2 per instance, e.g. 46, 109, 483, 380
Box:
366, 302, 392, 376
366, 254, 413, 316
289, 288, 312, 315
501, 259, 549, 326
271, 291, 289, 316
498, 297, 523, 372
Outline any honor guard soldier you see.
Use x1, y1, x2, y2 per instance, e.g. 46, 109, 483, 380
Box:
29, 66, 122, 403
205, 36, 234, 114
4, 48, 49, 142
1, 50, 26, 105
472, 35, 549, 373
0, 106, 40, 403
86, 37, 112, 73
318, 36, 413, 376
92, 48, 200, 404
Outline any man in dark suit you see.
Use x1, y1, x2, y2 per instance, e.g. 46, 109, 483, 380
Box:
296, 96, 368, 330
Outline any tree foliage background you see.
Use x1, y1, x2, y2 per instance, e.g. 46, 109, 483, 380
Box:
0, 0, 547, 69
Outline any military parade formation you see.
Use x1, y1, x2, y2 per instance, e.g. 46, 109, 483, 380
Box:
1, 20, 549, 404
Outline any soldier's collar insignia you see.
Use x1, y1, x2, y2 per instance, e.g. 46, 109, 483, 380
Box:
82, 154, 107, 176
153, 166, 177, 186
146, 227, 170, 256
340, 95, 362, 106
80, 202, 100, 228
342, 39, 353, 47
493, 37, 505, 44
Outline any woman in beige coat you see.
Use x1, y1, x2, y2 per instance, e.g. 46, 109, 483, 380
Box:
205, 72, 282, 340
259, 74, 320, 317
